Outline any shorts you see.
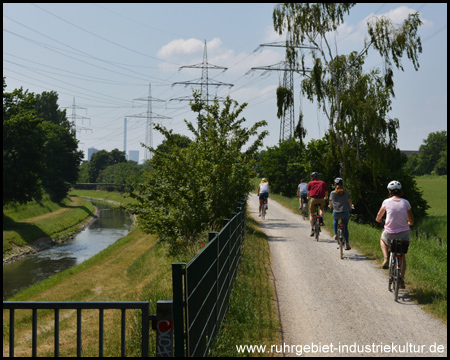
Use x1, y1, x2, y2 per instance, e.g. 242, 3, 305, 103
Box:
259, 192, 269, 200
381, 230, 410, 245
299, 194, 308, 203
310, 198, 325, 212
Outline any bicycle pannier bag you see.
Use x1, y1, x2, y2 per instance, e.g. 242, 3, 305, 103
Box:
389, 239, 409, 254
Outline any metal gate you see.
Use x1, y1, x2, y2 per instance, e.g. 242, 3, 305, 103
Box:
3, 301, 150, 357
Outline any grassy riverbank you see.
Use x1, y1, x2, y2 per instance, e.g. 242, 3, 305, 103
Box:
3, 194, 95, 261
258, 176, 447, 324
3, 190, 280, 356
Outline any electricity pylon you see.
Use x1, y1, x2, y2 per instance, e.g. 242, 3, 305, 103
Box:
171, 40, 233, 105
127, 83, 171, 162
250, 36, 315, 142
63, 97, 92, 140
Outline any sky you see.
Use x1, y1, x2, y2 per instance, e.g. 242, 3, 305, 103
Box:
3, 3, 447, 164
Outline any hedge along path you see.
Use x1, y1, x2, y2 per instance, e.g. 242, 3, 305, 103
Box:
3, 229, 166, 357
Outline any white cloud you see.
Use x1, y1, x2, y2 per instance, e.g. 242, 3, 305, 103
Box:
157, 37, 223, 58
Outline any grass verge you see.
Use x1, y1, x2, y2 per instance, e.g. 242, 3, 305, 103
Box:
209, 212, 280, 357
3, 195, 95, 258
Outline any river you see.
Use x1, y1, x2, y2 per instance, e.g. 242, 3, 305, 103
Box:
3, 200, 133, 300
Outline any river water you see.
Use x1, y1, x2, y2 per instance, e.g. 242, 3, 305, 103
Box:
3, 200, 133, 300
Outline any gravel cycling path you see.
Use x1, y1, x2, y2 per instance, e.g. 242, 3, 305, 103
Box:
248, 195, 447, 357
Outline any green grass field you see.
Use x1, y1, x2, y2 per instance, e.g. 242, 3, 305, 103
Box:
414, 176, 447, 241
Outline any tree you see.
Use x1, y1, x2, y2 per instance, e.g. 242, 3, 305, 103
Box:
404, 131, 447, 175
40, 121, 83, 201
97, 161, 143, 192
3, 80, 46, 205
418, 131, 447, 175
272, 4, 427, 221
156, 133, 192, 153
3, 78, 83, 204
3, 112, 46, 205
88, 149, 126, 183
34, 92, 82, 202
123, 91, 268, 254
260, 138, 306, 196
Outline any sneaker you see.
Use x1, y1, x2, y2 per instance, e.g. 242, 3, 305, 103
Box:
258, 213, 261, 217
381, 258, 389, 269
333, 234, 338, 241
319, 217, 325, 226
345, 244, 351, 250
310, 230, 314, 236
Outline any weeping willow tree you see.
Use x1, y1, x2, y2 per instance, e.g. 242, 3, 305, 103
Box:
276, 85, 294, 119
273, 3, 422, 191
272, 3, 427, 220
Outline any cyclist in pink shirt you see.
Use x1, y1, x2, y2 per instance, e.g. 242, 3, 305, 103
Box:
376, 181, 414, 287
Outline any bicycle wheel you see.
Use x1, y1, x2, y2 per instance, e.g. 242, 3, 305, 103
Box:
388, 252, 394, 292
302, 205, 307, 221
338, 227, 344, 259
261, 202, 266, 220
394, 257, 401, 302
315, 218, 320, 241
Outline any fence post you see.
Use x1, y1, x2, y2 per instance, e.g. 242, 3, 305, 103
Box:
152, 300, 174, 357
172, 263, 185, 357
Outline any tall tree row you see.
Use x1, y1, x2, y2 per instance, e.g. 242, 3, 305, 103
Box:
3, 78, 83, 205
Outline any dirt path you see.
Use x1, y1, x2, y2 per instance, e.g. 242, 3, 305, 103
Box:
248, 195, 447, 357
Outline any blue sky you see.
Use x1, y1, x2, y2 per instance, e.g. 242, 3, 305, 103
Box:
3, 3, 447, 164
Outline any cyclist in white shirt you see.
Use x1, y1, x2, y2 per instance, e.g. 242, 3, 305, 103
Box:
257, 178, 269, 217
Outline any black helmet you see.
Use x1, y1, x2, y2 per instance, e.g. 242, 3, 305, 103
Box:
334, 177, 343, 185
310, 172, 318, 179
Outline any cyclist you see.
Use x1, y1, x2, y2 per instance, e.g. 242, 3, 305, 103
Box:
328, 177, 353, 250
297, 178, 308, 213
376, 180, 414, 288
307, 172, 328, 236
257, 178, 270, 217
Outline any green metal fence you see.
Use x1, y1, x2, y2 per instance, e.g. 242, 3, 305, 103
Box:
172, 199, 246, 357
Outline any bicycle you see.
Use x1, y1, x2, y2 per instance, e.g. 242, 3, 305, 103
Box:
301, 198, 308, 220
335, 216, 346, 259
261, 198, 267, 220
388, 239, 409, 302
313, 204, 321, 241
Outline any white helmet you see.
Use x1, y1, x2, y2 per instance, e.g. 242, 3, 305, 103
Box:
387, 180, 402, 190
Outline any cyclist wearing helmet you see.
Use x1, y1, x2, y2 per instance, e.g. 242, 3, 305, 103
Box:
307, 172, 328, 236
376, 180, 414, 287
328, 177, 354, 250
